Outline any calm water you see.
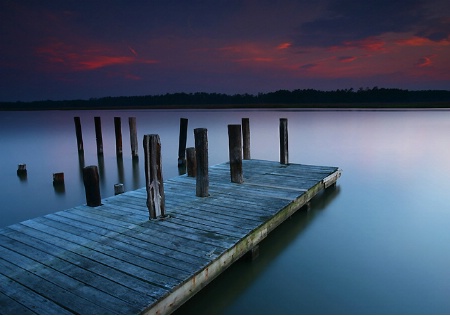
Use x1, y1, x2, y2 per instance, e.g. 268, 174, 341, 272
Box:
1, 109, 450, 314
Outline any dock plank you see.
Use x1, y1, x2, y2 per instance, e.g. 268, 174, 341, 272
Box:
0, 159, 340, 314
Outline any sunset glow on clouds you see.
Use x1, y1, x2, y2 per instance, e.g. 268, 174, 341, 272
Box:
1, 0, 449, 101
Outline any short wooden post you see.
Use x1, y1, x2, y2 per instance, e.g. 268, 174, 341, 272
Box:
17, 164, 27, 176
242, 118, 251, 160
82, 165, 101, 207
228, 124, 243, 183
178, 118, 188, 166
53, 172, 64, 185
74, 116, 84, 152
129, 117, 138, 158
186, 147, 196, 177
194, 128, 209, 197
114, 117, 122, 156
94, 117, 103, 155
280, 118, 289, 164
114, 183, 124, 195
143, 134, 166, 219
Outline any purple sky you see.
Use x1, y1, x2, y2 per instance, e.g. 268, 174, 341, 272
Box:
1, 0, 450, 102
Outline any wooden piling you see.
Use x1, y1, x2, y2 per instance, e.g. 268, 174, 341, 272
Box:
114, 183, 124, 195
178, 118, 188, 166
280, 118, 289, 164
114, 117, 122, 156
52, 172, 64, 185
194, 128, 209, 197
228, 124, 243, 184
186, 147, 196, 177
143, 134, 166, 219
242, 118, 250, 160
74, 117, 84, 152
82, 165, 101, 207
94, 117, 103, 155
129, 117, 138, 158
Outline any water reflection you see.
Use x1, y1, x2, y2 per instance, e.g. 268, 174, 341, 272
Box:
116, 155, 125, 184
132, 157, 140, 190
53, 182, 65, 194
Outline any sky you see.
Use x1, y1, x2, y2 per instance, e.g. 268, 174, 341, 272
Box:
1, 0, 450, 102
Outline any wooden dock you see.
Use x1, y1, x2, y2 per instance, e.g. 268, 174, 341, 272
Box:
0, 159, 340, 314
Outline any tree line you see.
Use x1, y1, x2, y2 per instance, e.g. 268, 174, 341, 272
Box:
2, 87, 450, 110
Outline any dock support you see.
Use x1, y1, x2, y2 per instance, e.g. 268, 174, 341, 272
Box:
186, 147, 196, 177
94, 117, 103, 155
178, 118, 188, 166
280, 118, 289, 164
228, 124, 243, 184
242, 118, 250, 160
129, 117, 138, 158
194, 128, 209, 197
74, 117, 84, 152
114, 117, 122, 156
143, 134, 166, 219
244, 245, 260, 261
82, 165, 101, 207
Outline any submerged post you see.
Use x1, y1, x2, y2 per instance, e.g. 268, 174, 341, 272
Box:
94, 117, 103, 155
114, 117, 122, 156
129, 117, 138, 158
280, 118, 288, 164
186, 147, 196, 177
143, 134, 166, 219
82, 165, 101, 207
17, 164, 27, 176
53, 172, 64, 185
74, 117, 84, 152
114, 183, 124, 195
242, 118, 250, 160
228, 124, 243, 183
178, 118, 189, 166
194, 128, 209, 197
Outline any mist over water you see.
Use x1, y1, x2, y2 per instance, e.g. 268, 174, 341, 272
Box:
1, 109, 450, 314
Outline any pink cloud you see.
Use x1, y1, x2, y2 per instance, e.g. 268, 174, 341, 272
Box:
338, 56, 357, 63
341, 37, 386, 51
277, 42, 292, 50
36, 40, 158, 72
416, 56, 433, 67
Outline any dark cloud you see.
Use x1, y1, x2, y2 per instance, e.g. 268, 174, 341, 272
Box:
415, 17, 450, 41
294, 0, 426, 47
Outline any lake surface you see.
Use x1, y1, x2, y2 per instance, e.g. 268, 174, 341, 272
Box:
1, 109, 450, 314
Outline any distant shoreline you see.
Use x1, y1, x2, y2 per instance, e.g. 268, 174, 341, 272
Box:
2, 88, 450, 111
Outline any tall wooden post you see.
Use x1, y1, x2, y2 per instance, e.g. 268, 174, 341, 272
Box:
94, 117, 103, 155
82, 165, 101, 207
143, 134, 166, 219
178, 118, 188, 166
242, 118, 250, 160
280, 118, 289, 164
114, 117, 122, 156
74, 117, 84, 152
194, 128, 209, 197
186, 147, 196, 177
228, 124, 243, 183
129, 117, 138, 158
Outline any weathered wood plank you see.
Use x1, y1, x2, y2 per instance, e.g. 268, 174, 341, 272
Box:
3, 224, 166, 300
